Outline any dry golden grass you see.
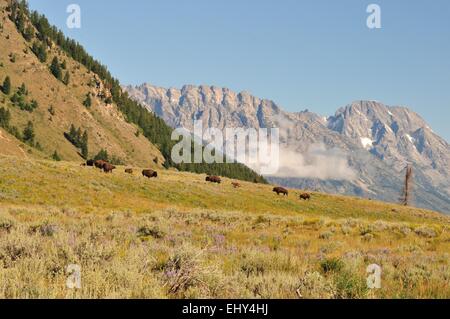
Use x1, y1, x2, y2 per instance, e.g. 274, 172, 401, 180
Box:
0, 156, 449, 299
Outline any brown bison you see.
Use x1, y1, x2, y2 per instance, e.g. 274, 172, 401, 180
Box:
94, 160, 107, 169
103, 163, 116, 173
86, 159, 95, 167
206, 175, 221, 184
232, 182, 241, 189
142, 169, 158, 178
125, 168, 133, 174
273, 187, 288, 196
299, 193, 311, 201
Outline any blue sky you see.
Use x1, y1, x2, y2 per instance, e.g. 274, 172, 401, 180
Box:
28, 0, 450, 141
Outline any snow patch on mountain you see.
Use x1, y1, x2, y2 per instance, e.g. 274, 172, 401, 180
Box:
405, 134, 415, 144
360, 137, 374, 149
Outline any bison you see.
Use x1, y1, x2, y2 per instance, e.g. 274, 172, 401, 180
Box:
142, 169, 158, 178
94, 160, 107, 169
125, 168, 133, 174
86, 159, 95, 167
299, 193, 311, 201
206, 176, 221, 184
273, 187, 288, 196
103, 163, 116, 173
231, 182, 241, 189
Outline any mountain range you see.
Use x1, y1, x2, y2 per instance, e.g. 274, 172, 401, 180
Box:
124, 84, 450, 213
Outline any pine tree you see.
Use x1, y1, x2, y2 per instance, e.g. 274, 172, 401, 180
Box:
83, 94, 91, 108
30, 99, 38, 110
81, 130, 88, 159
52, 150, 61, 161
76, 127, 82, 146
18, 82, 27, 95
69, 124, 77, 139
2, 76, 11, 95
15, 11, 25, 34
32, 41, 47, 62
22, 121, 35, 144
64, 124, 89, 158
50, 56, 61, 80
93, 149, 109, 162
0, 107, 11, 128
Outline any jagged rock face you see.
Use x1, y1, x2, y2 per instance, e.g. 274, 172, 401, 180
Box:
327, 101, 450, 188
124, 84, 281, 130
124, 84, 450, 214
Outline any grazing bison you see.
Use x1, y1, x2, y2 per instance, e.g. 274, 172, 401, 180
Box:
142, 169, 158, 178
86, 159, 95, 167
94, 160, 107, 169
232, 182, 241, 189
125, 168, 133, 174
299, 193, 311, 201
206, 176, 221, 184
103, 163, 116, 173
273, 187, 288, 196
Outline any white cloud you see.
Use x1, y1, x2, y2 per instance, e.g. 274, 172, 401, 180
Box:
249, 143, 356, 181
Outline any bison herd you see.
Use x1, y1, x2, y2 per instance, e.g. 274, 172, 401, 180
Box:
82, 160, 312, 202
272, 187, 312, 201
272, 187, 312, 200
204, 176, 312, 201
84, 159, 116, 173
84, 159, 157, 179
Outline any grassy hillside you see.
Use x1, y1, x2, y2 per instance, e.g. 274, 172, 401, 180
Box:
0, 0, 267, 184
0, 0, 266, 183
0, 0, 164, 166
0, 155, 448, 298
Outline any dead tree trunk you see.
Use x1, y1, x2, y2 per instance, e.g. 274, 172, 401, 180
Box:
400, 165, 413, 206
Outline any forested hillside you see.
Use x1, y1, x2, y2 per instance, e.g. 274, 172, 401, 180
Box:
1, 0, 265, 183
